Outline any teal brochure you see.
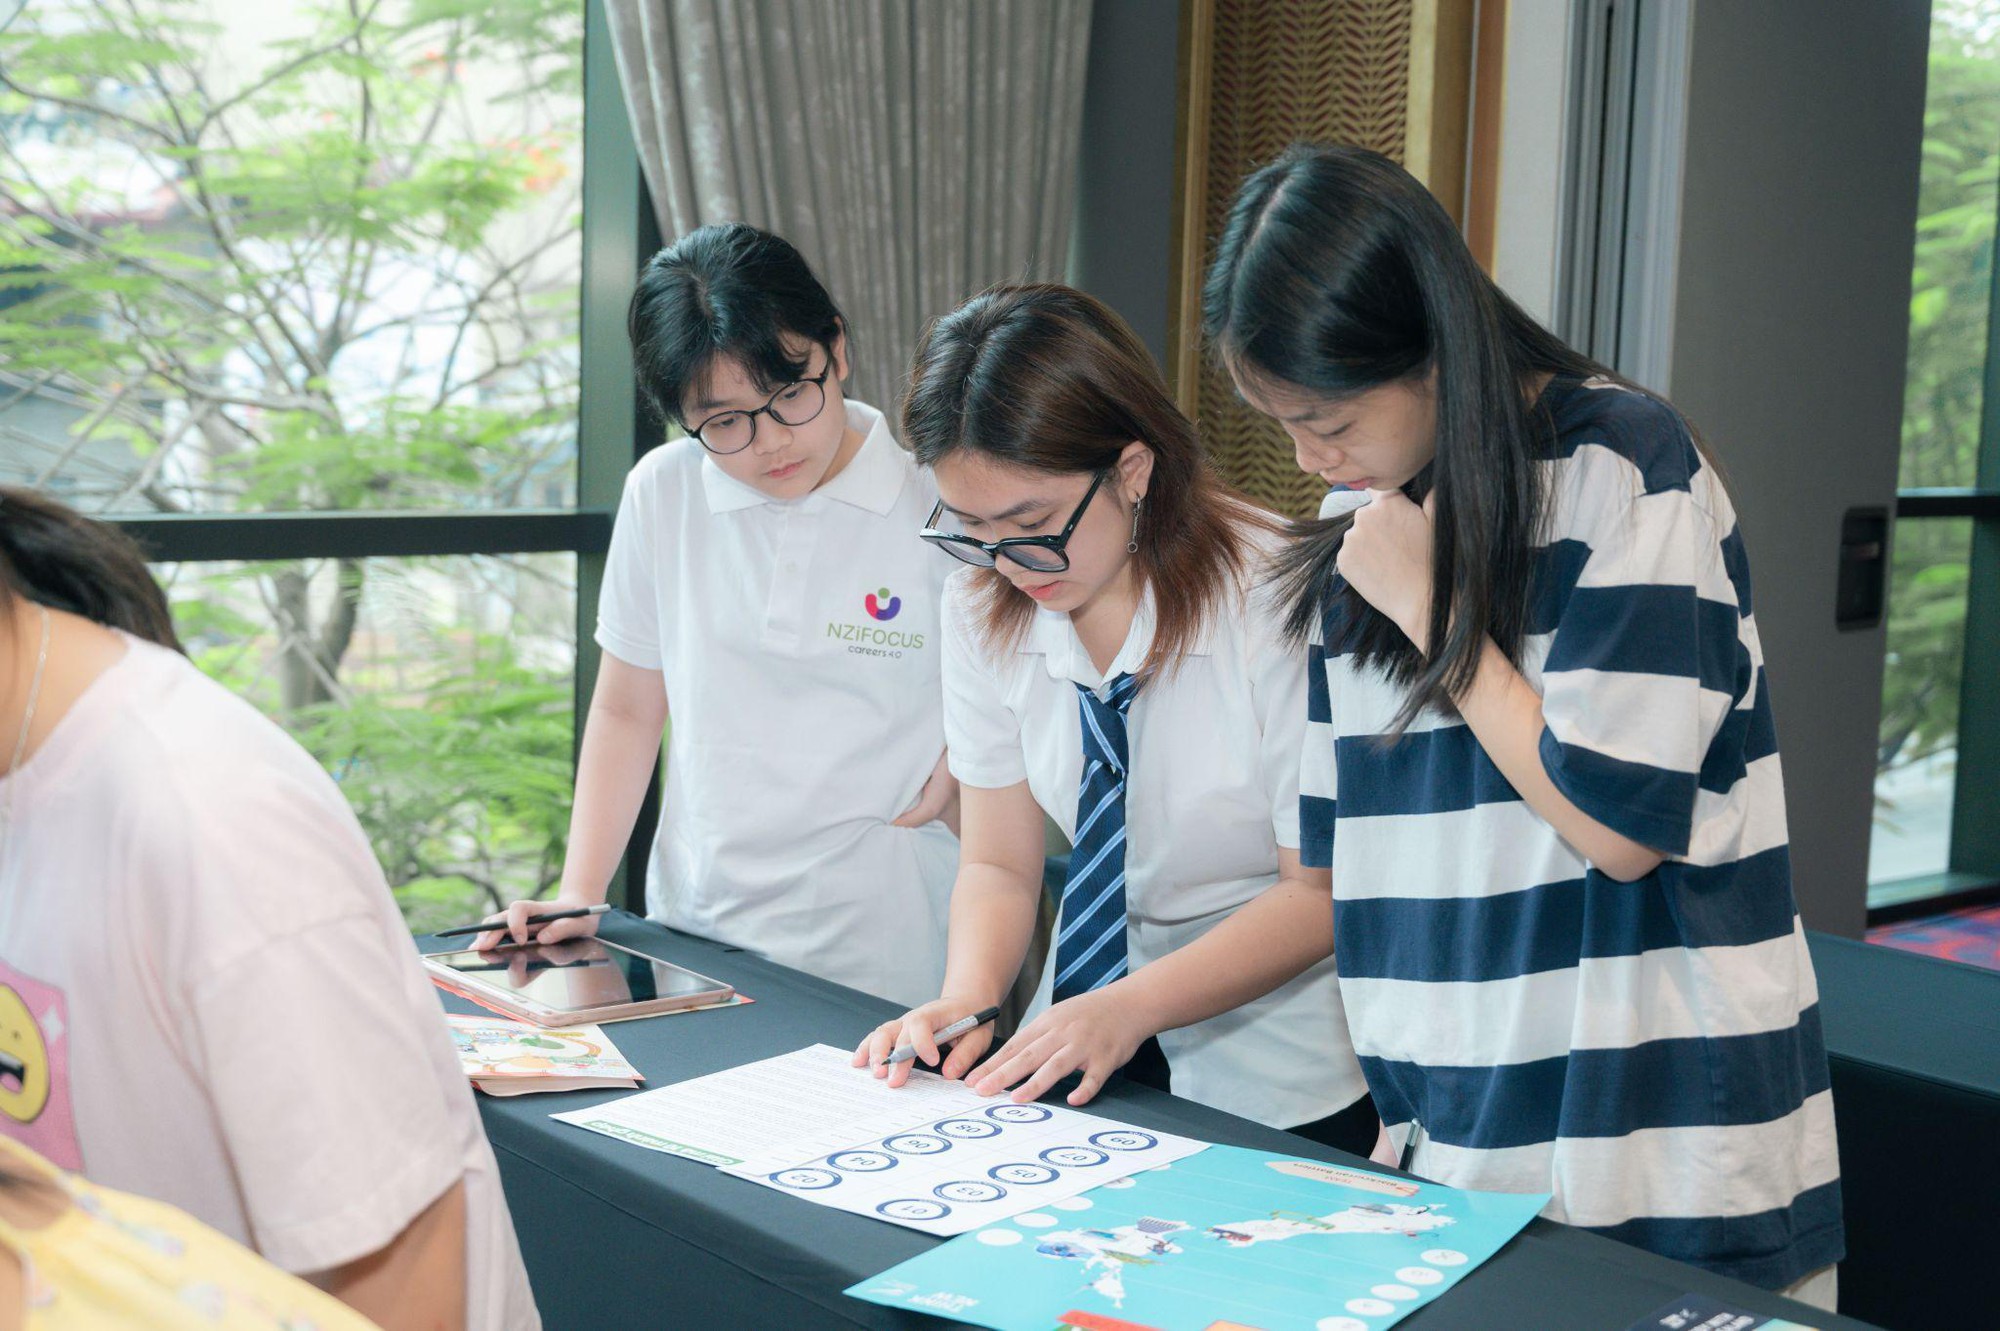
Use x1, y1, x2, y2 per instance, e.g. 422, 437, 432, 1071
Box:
845, 1143, 1548, 1331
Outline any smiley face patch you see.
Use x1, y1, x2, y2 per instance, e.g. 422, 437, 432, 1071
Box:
0, 961, 78, 1169
0, 985, 49, 1121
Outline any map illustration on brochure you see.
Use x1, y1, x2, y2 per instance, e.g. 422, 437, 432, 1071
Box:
846, 1144, 1548, 1331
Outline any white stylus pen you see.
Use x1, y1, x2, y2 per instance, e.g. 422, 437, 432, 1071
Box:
881, 1005, 1003, 1066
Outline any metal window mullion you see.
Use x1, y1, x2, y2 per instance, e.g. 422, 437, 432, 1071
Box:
1949, 515, 1998, 875
1949, 195, 2000, 876
1896, 489, 2000, 518
1558, 0, 1618, 354
1560, 0, 1608, 349
578, 0, 650, 912
118, 510, 612, 563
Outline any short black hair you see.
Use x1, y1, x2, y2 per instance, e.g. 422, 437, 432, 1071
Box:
627, 222, 847, 431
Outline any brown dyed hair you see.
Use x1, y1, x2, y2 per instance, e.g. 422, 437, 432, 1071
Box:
0, 486, 182, 650
900, 284, 1271, 680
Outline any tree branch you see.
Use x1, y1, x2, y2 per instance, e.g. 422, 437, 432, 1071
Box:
194, 0, 385, 134
0, 66, 177, 144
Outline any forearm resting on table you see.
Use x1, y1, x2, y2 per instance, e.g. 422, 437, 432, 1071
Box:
1119, 863, 1335, 1034
309, 1179, 466, 1331
560, 656, 669, 901
1453, 635, 1666, 882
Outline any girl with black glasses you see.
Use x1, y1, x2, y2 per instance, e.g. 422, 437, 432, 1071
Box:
476, 223, 960, 1009
854, 284, 1374, 1153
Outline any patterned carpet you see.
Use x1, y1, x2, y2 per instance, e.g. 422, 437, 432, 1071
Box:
1868, 902, 2000, 971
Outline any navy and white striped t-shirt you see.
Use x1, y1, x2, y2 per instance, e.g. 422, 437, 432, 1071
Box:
1300, 375, 1843, 1288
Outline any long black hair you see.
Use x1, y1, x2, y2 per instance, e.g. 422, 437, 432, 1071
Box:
0, 487, 181, 650
1203, 143, 1611, 727
627, 222, 847, 433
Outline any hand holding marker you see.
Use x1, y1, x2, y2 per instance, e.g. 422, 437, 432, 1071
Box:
882, 1006, 1002, 1067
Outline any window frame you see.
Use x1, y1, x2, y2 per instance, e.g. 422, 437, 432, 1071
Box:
1870, 214, 2000, 923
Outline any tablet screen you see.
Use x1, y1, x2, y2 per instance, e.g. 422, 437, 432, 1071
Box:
428, 938, 724, 1013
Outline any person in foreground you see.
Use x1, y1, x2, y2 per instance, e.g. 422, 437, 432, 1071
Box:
1203, 142, 1842, 1307
855, 284, 1374, 1153
0, 1134, 385, 1329
0, 489, 538, 1330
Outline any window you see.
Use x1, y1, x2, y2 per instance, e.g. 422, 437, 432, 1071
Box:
1, 0, 649, 927
1872, 0, 2000, 912
163, 554, 578, 933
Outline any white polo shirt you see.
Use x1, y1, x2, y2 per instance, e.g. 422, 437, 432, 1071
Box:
596, 399, 958, 1007
938, 527, 1368, 1129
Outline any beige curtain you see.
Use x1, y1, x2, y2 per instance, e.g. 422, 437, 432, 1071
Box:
607, 0, 1094, 415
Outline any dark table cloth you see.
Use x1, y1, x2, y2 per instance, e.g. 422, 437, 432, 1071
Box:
422, 912, 1873, 1330
1809, 929, 2000, 1330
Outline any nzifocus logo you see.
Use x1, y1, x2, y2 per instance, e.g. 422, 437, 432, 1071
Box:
865, 586, 902, 620
829, 586, 925, 659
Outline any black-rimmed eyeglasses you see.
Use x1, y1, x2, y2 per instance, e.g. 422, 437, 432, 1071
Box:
919, 469, 1112, 573
687, 364, 832, 455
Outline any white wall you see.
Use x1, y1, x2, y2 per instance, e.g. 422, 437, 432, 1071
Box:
1490, 0, 1573, 326
1665, 0, 1927, 934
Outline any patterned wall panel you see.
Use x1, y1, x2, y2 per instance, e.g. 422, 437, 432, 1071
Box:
1191, 0, 1416, 519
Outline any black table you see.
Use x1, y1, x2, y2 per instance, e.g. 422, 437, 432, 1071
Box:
1810, 930, 2000, 1330
425, 913, 1872, 1330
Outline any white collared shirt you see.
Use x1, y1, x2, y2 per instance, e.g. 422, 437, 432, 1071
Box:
939, 527, 1367, 1128
596, 400, 958, 1006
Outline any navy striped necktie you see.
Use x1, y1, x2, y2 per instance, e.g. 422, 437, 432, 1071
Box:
1053, 671, 1141, 1001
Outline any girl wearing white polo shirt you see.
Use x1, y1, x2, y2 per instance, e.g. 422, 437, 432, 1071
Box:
1204, 143, 1841, 1306
853, 284, 1373, 1152
480, 224, 958, 1007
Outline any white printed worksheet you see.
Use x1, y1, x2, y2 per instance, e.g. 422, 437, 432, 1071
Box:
552, 1044, 1208, 1235
550, 1043, 980, 1166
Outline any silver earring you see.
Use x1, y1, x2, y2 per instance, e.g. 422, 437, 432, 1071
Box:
1128, 498, 1142, 554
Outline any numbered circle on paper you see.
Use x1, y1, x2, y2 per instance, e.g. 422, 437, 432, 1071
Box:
1396, 1267, 1444, 1286
1315, 1320, 1370, 1331
877, 1199, 950, 1222
1088, 1130, 1158, 1152
1039, 1145, 1110, 1169
828, 1150, 896, 1173
769, 1168, 841, 1191
1421, 1249, 1469, 1267
934, 1180, 1007, 1204
883, 1133, 950, 1155
989, 1162, 1059, 1185
1372, 1284, 1419, 1302
985, 1103, 1053, 1124
1346, 1298, 1396, 1316
935, 1118, 1003, 1140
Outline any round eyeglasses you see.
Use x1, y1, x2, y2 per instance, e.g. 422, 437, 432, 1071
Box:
918, 469, 1112, 573
688, 368, 831, 455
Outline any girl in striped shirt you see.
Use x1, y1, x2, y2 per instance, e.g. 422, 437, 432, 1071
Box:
1202, 143, 1842, 1307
